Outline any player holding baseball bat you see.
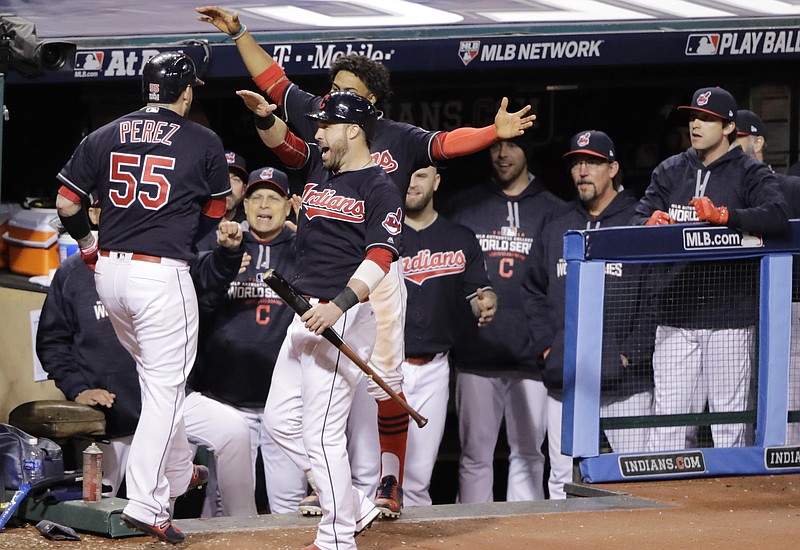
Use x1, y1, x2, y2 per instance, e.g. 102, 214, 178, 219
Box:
264, 268, 428, 429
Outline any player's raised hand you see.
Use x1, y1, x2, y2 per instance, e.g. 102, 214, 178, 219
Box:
238, 252, 251, 275
473, 288, 498, 327
196, 6, 241, 35
217, 220, 243, 249
236, 90, 278, 118
494, 97, 536, 139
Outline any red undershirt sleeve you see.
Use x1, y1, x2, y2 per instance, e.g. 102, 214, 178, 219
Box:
365, 247, 394, 273
252, 65, 290, 105
431, 125, 499, 160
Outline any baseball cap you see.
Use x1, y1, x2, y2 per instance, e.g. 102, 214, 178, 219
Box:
224, 151, 248, 181
736, 110, 766, 137
245, 166, 290, 198
563, 130, 616, 161
678, 87, 737, 122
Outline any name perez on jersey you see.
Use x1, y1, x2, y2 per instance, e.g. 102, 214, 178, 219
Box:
402, 248, 467, 285
301, 183, 365, 222
669, 204, 699, 223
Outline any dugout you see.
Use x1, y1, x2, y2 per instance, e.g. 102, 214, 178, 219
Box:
3, 1, 800, 499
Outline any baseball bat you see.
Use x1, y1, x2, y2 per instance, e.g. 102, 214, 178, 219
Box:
264, 269, 428, 428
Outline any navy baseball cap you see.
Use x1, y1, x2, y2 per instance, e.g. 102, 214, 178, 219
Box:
224, 151, 248, 181
563, 130, 616, 161
245, 166, 290, 198
678, 87, 737, 122
736, 110, 766, 137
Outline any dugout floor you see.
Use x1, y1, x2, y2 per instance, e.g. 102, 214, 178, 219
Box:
1, 475, 798, 548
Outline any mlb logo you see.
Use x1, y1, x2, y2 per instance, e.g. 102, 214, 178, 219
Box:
685, 34, 719, 56
148, 83, 160, 101
577, 132, 591, 147
75, 51, 104, 70
459, 41, 480, 66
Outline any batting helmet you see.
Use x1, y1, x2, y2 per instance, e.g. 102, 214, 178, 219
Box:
142, 52, 204, 104
305, 91, 378, 143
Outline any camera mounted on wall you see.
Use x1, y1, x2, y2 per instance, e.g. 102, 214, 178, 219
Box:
0, 14, 75, 76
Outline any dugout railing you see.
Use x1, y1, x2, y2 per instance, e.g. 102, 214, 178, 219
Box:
562, 221, 800, 483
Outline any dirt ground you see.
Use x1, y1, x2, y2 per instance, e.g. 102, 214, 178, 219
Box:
1, 475, 799, 549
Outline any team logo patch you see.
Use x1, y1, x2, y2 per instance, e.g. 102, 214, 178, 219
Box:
301, 183, 364, 223
259, 167, 275, 180
685, 34, 720, 56
225, 152, 237, 164
459, 40, 480, 66
696, 91, 712, 106
371, 150, 398, 173
382, 208, 403, 235
577, 132, 591, 147
402, 249, 467, 285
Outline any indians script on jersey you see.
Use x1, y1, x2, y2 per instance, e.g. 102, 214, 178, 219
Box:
403, 248, 467, 285
301, 183, 365, 222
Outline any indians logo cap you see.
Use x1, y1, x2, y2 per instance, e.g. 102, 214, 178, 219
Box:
224, 151, 248, 180
735, 109, 766, 137
678, 86, 737, 122
245, 166, 290, 198
563, 130, 616, 161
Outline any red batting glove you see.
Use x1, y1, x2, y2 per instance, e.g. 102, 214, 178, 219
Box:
80, 237, 99, 271
690, 197, 729, 225
645, 210, 674, 226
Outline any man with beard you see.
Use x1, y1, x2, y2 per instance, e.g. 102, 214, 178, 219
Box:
235, 88, 403, 550
522, 130, 654, 499
449, 136, 565, 502
400, 165, 497, 506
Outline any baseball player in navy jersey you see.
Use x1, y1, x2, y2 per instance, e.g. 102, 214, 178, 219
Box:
235, 89, 401, 550
197, 6, 535, 517
38, 211, 258, 519
448, 135, 564, 502
190, 166, 309, 513
733, 109, 800, 445
401, 165, 497, 506
54, 51, 231, 544
632, 87, 789, 452
523, 131, 654, 498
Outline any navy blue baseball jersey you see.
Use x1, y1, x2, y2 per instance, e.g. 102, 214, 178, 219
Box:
522, 191, 652, 400
190, 227, 296, 408
280, 84, 438, 194
450, 178, 566, 372
57, 107, 230, 260
402, 215, 491, 356
37, 254, 141, 437
632, 146, 788, 233
292, 145, 404, 300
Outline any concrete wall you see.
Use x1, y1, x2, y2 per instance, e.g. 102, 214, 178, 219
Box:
0, 286, 64, 423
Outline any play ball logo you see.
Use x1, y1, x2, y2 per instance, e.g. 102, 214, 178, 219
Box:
577, 132, 591, 147
696, 91, 712, 106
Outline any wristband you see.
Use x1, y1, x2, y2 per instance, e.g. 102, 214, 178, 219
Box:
332, 287, 359, 312
255, 112, 276, 130
230, 24, 247, 41
58, 209, 92, 241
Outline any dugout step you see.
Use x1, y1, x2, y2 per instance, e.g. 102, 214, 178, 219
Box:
6, 492, 141, 538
